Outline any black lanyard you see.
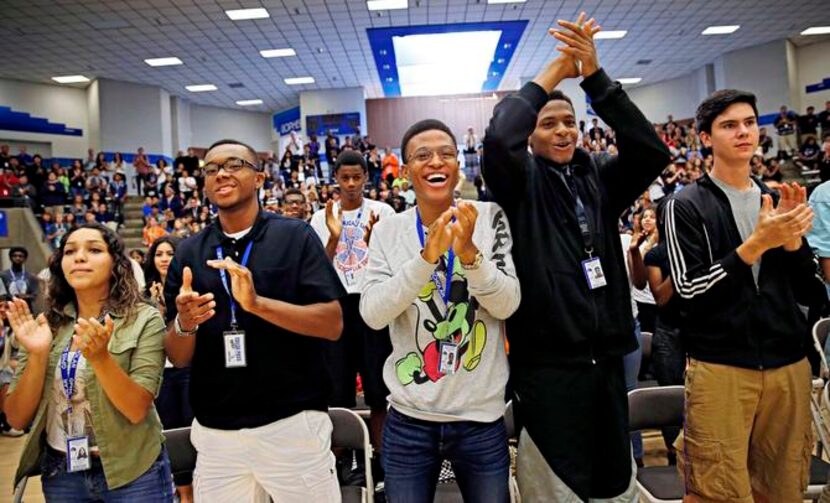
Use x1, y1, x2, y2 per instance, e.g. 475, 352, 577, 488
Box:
562, 165, 594, 255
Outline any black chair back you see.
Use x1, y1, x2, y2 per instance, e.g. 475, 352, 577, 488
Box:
628, 385, 684, 432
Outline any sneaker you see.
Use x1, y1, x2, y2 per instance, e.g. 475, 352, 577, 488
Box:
1, 428, 24, 437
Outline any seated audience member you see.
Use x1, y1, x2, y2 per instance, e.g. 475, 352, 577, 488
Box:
667, 90, 824, 502
361, 119, 520, 502
143, 218, 167, 247
1, 300, 24, 437
796, 136, 821, 171
799, 105, 820, 144
163, 139, 345, 501
41, 172, 67, 210
774, 105, 798, 157
1, 247, 39, 307
4, 223, 173, 501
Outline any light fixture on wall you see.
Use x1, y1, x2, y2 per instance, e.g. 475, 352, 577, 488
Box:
284, 77, 315, 85
367, 0, 408, 11
260, 48, 296, 58
144, 57, 183, 67
487, 0, 526, 4
52, 75, 90, 84
594, 30, 627, 40
186, 84, 218, 92
701, 25, 740, 35
236, 99, 263, 106
225, 8, 269, 20
801, 26, 830, 36
617, 78, 642, 84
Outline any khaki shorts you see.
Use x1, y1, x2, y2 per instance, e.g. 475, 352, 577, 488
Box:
675, 358, 813, 503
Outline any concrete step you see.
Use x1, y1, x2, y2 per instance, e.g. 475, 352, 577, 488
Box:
123, 219, 145, 228
123, 238, 144, 250
120, 228, 143, 238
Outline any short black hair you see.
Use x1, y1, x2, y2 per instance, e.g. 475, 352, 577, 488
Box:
206, 139, 259, 164
334, 150, 367, 173
9, 246, 27, 258
696, 89, 758, 135
547, 90, 574, 111
400, 119, 457, 161
284, 188, 305, 201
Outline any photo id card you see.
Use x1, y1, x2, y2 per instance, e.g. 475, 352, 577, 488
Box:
439, 341, 459, 376
344, 270, 356, 287
66, 436, 91, 472
581, 257, 607, 290
223, 330, 247, 368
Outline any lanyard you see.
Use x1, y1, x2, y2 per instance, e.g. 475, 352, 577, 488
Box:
339, 201, 365, 252
415, 208, 454, 308
59, 341, 82, 415
215, 241, 254, 329
562, 166, 595, 255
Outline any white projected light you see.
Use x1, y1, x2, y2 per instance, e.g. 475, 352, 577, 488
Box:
236, 99, 263, 106
702, 25, 740, 35
186, 84, 217, 92
393, 31, 501, 97
367, 0, 408, 11
801, 26, 830, 36
52, 75, 90, 84
145, 57, 183, 67
260, 48, 296, 58
225, 8, 269, 21
285, 77, 315, 85
487, 0, 526, 4
594, 30, 627, 40
617, 78, 642, 84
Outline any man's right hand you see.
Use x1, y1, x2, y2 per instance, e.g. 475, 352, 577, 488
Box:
422, 209, 455, 264
325, 199, 343, 241
6, 298, 52, 357
175, 266, 215, 332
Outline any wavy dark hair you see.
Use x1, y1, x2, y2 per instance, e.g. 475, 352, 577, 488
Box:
46, 223, 144, 329
143, 235, 180, 297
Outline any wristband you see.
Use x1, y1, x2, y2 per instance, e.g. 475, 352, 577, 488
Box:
175, 315, 198, 337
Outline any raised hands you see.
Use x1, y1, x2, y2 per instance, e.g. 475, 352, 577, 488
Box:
451, 201, 480, 264
74, 315, 114, 364
364, 210, 380, 245
6, 298, 52, 357
774, 182, 811, 251
552, 12, 603, 78
422, 208, 455, 265
753, 193, 813, 253
325, 199, 343, 241
175, 266, 215, 332
206, 257, 258, 312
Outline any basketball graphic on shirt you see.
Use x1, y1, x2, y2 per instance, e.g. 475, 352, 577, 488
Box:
334, 224, 369, 273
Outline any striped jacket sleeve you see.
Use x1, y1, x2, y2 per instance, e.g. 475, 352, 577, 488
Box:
665, 197, 750, 300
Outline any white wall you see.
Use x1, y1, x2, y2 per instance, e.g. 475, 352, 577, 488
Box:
98, 78, 170, 156
713, 40, 793, 116
299, 87, 367, 139
189, 105, 273, 152
170, 96, 192, 154
796, 39, 830, 112
86, 80, 100, 152
626, 73, 703, 123
0, 77, 89, 158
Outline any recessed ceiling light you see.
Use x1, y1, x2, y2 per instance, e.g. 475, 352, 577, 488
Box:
702, 25, 740, 35
367, 0, 408, 11
260, 48, 296, 58
487, 0, 526, 3
186, 84, 217, 92
236, 99, 263, 106
52, 75, 90, 84
225, 8, 269, 21
144, 57, 183, 67
801, 26, 830, 36
617, 78, 642, 84
594, 30, 627, 40
284, 77, 315, 85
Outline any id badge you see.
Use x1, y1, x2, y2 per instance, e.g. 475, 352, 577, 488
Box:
66, 436, 91, 472
438, 341, 459, 376
223, 330, 247, 368
582, 257, 607, 290
344, 270, 356, 287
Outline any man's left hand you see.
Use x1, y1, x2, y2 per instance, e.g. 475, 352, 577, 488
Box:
552, 12, 602, 78
451, 201, 480, 265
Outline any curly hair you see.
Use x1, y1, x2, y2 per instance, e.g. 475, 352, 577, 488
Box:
143, 235, 180, 298
46, 223, 145, 330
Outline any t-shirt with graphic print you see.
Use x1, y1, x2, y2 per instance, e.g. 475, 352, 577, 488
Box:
46, 351, 98, 453
311, 198, 396, 294
360, 201, 521, 423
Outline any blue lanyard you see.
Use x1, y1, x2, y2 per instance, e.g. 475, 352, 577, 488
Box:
59, 341, 82, 415
415, 208, 454, 308
215, 240, 254, 329
340, 201, 366, 253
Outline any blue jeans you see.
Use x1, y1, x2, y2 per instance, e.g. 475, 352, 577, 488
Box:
622, 318, 643, 460
382, 407, 509, 503
41, 446, 174, 502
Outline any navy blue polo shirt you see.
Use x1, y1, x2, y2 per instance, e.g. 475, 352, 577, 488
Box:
164, 212, 346, 430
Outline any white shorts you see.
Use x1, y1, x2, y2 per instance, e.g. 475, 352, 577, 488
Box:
191, 411, 340, 503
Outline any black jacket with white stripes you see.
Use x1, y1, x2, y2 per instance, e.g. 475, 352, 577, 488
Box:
665, 173, 825, 369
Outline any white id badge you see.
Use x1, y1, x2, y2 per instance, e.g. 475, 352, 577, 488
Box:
66, 436, 91, 472
582, 257, 607, 290
439, 342, 459, 375
223, 330, 247, 368
344, 270, 356, 287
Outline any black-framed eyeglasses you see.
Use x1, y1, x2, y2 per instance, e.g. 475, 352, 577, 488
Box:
203, 157, 259, 177
407, 147, 458, 164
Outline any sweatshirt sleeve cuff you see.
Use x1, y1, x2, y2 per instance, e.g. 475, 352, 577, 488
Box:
405, 251, 440, 286
721, 249, 751, 275
579, 68, 614, 101
785, 240, 815, 267
463, 258, 498, 291
519, 81, 551, 113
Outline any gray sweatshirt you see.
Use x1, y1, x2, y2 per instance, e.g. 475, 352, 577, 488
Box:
360, 201, 520, 423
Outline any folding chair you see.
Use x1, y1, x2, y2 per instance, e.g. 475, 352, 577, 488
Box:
628, 385, 685, 503
12, 466, 38, 503
164, 426, 197, 492
329, 407, 375, 503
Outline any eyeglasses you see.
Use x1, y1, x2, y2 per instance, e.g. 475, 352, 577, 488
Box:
407, 147, 458, 164
203, 157, 259, 177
